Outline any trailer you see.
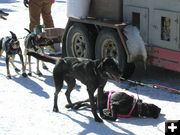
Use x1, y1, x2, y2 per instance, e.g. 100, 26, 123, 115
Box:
60, 0, 180, 78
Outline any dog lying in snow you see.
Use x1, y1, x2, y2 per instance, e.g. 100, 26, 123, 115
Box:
66, 91, 161, 121
0, 31, 27, 79
27, 51, 122, 122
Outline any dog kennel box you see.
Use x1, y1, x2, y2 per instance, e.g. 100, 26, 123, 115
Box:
44, 28, 64, 52
44, 28, 64, 39
89, 0, 123, 21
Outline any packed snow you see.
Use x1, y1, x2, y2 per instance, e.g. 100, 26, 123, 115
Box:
0, 1, 180, 135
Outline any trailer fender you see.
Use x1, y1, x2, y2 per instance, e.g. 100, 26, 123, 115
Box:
123, 25, 147, 64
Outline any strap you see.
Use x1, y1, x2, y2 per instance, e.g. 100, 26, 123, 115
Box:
107, 91, 115, 112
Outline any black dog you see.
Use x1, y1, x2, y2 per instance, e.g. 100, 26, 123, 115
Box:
24, 28, 54, 76
0, 31, 27, 79
66, 91, 161, 121
27, 52, 122, 122
0, 10, 9, 20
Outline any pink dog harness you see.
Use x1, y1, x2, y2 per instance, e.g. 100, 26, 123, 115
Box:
107, 91, 137, 118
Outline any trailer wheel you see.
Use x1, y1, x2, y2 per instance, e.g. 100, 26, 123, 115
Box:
95, 29, 135, 78
66, 23, 94, 58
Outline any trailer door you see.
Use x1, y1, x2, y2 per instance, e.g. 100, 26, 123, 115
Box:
124, 6, 149, 43
150, 10, 180, 51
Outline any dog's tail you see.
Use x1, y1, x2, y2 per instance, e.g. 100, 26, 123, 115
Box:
24, 28, 31, 34
27, 52, 57, 64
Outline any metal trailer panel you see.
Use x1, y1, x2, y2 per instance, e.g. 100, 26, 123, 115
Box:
89, 0, 123, 21
123, 0, 180, 51
123, 0, 180, 72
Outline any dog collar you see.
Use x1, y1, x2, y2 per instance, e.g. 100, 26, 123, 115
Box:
107, 91, 137, 118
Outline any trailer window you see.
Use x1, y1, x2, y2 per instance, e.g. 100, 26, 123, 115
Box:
132, 12, 140, 29
161, 17, 171, 41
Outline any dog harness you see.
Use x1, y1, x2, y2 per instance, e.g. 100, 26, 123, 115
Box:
107, 91, 137, 118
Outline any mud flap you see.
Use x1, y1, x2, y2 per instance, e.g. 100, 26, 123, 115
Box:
123, 25, 147, 64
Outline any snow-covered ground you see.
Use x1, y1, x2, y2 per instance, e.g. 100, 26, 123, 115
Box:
0, 1, 180, 135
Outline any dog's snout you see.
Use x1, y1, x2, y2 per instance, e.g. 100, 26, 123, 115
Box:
153, 107, 161, 119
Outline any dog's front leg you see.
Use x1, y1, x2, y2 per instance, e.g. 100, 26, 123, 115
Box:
87, 88, 103, 123
24, 49, 28, 69
28, 55, 32, 76
97, 87, 116, 120
5, 56, 11, 79
97, 87, 105, 118
36, 59, 42, 76
9, 55, 20, 72
18, 53, 27, 77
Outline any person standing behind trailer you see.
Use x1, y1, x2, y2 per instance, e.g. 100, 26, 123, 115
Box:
23, 0, 55, 31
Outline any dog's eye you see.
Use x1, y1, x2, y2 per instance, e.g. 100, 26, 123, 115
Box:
15, 41, 20, 45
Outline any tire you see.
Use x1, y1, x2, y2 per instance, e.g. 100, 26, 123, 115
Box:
123, 63, 135, 79
95, 28, 135, 79
66, 23, 94, 59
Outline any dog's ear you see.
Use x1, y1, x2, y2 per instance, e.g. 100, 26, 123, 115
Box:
97, 57, 117, 70
99, 57, 111, 67
102, 57, 119, 68
10, 31, 17, 40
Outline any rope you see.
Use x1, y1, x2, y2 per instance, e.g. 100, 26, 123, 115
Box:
119, 77, 180, 95
17, 36, 26, 40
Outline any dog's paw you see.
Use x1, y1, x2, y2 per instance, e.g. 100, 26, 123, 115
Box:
53, 108, 59, 112
37, 72, 43, 76
65, 104, 72, 109
73, 104, 80, 110
28, 73, 32, 76
7, 75, 11, 79
65, 104, 75, 109
102, 115, 116, 121
22, 73, 27, 78
15, 68, 20, 72
95, 117, 103, 123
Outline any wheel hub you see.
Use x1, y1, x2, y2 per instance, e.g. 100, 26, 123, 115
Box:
72, 33, 86, 57
102, 39, 118, 59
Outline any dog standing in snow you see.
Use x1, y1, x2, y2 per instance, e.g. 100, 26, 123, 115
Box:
27, 51, 122, 122
0, 31, 27, 79
24, 28, 54, 76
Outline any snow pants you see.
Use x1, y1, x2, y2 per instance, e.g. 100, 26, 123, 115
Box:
29, 0, 54, 31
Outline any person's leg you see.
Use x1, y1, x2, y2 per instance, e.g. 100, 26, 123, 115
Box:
29, 0, 42, 31
41, 0, 54, 28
